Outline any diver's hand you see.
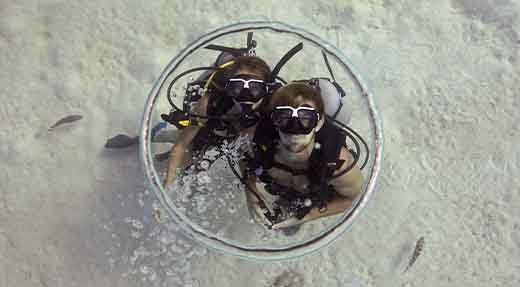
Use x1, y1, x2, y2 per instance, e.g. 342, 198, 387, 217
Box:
251, 202, 274, 229
271, 216, 301, 230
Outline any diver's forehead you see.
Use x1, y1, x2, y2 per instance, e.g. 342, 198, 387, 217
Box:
300, 99, 316, 108
232, 68, 264, 79
287, 98, 318, 110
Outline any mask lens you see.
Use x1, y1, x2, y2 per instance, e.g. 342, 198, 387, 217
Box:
226, 80, 245, 98
272, 106, 319, 134
272, 108, 293, 128
297, 109, 318, 129
247, 81, 266, 99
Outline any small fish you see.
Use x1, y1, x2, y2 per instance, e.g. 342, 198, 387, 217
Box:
153, 208, 171, 223
153, 209, 162, 223
48, 114, 83, 130
104, 134, 139, 149
404, 236, 424, 273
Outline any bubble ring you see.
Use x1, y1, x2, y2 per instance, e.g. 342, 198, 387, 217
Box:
139, 21, 383, 261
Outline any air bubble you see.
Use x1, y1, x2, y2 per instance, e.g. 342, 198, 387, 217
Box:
140, 21, 382, 260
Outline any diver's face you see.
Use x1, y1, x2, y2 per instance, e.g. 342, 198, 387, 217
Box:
275, 101, 324, 153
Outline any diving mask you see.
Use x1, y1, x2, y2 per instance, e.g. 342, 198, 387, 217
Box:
271, 106, 320, 135
225, 75, 268, 104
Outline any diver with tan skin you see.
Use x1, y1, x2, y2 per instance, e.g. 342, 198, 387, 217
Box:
163, 56, 272, 187
243, 82, 363, 230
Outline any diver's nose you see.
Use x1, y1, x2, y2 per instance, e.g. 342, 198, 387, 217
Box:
286, 117, 300, 134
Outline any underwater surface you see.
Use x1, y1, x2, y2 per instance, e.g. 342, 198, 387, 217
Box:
1, 0, 519, 286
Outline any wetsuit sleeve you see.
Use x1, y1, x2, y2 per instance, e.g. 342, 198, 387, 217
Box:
329, 146, 364, 198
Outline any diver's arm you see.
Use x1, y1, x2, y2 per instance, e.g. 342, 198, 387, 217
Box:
163, 126, 200, 187
244, 174, 276, 227
329, 146, 364, 198
299, 147, 363, 222
239, 157, 277, 227
239, 159, 268, 211
299, 147, 363, 221
272, 195, 354, 229
304, 194, 354, 221
163, 95, 209, 187
272, 147, 363, 229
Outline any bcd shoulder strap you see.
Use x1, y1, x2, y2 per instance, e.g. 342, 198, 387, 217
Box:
308, 120, 347, 207
250, 116, 278, 168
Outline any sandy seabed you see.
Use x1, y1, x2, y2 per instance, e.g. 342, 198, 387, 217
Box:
1, 1, 519, 286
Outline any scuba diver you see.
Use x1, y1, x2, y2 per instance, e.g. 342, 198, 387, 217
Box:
162, 55, 272, 186
242, 82, 364, 230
